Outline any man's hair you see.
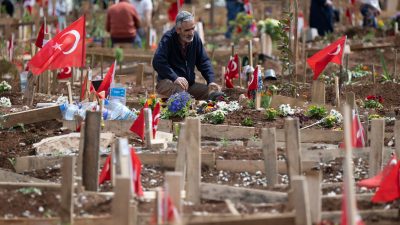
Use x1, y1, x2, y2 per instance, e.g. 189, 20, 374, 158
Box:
175, 11, 194, 27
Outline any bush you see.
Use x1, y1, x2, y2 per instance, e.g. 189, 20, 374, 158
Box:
265, 108, 278, 121
307, 105, 327, 119
242, 117, 254, 127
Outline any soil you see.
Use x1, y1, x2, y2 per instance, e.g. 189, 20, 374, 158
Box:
1, 27, 400, 223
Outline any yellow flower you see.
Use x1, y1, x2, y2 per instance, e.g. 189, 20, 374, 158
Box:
377, 20, 384, 28
150, 94, 157, 99
147, 99, 153, 106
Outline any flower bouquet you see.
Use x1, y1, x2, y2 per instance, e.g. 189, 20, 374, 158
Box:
0, 80, 11, 93
257, 18, 281, 41
363, 95, 383, 109
139, 94, 160, 110
162, 92, 193, 119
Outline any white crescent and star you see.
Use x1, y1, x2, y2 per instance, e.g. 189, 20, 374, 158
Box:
230, 60, 237, 72
51, 29, 80, 55
329, 45, 341, 56
64, 66, 72, 74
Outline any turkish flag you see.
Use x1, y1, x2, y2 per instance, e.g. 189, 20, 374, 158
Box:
352, 110, 365, 148
97, 61, 116, 97
358, 154, 398, 189
307, 36, 346, 80
98, 148, 144, 197
35, 23, 47, 48
130, 147, 143, 196
152, 102, 161, 138
57, 66, 72, 79
247, 66, 259, 97
371, 161, 400, 203
225, 54, 239, 79
7, 34, 14, 62
28, 16, 86, 75
130, 102, 149, 141
341, 187, 365, 225
225, 73, 234, 89
99, 155, 111, 185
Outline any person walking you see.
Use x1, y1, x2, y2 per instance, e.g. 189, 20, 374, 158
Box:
310, 0, 334, 36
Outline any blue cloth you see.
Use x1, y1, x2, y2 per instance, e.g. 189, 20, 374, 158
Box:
225, 0, 244, 39
309, 0, 334, 36
360, 4, 378, 28
152, 28, 215, 86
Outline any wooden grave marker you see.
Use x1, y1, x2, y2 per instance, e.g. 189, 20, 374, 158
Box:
82, 111, 101, 191
285, 118, 302, 185
262, 128, 278, 187
165, 172, 183, 214
60, 156, 75, 225
175, 122, 187, 186
342, 104, 358, 225
292, 176, 312, 225
305, 170, 321, 224
369, 119, 385, 177
186, 118, 201, 204
112, 177, 133, 225
311, 79, 325, 105
144, 108, 153, 148
136, 63, 145, 87
345, 92, 356, 110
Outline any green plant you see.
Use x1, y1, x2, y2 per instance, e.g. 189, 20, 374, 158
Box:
322, 115, 336, 128
257, 18, 281, 41
220, 137, 229, 147
209, 110, 225, 124
276, 9, 293, 77
17, 187, 42, 196
363, 95, 383, 109
16, 123, 26, 133
247, 99, 255, 109
265, 108, 278, 121
114, 47, 124, 63
307, 105, 328, 119
230, 12, 257, 42
242, 117, 254, 127
260, 92, 272, 109
7, 157, 15, 166
0, 80, 11, 93
378, 50, 392, 82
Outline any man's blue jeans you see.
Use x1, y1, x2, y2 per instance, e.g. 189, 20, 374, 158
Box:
225, 1, 244, 39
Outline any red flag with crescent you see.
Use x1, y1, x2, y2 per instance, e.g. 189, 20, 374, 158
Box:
307, 36, 346, 80
225, 54, 239, 79
57, 66, 72, 79
28, 16, 86, 75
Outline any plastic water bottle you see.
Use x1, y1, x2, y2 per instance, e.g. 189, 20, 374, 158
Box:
107, 100, 137, 120
59, 103, 79, 120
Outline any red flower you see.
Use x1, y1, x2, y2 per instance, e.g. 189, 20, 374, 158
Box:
366, 95, 376, 100
377, 96, 384, 103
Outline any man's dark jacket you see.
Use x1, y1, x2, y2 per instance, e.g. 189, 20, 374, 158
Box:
152, 28, 215, 86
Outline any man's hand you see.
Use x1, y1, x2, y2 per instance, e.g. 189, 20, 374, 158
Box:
208, 82, 221, 92
174, 77, 189, 90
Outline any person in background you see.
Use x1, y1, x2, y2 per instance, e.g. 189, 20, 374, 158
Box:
1, 0, 14, 17
359, 0, 381, 28
152, 11, 220, 100
55, 0, 68, 30
225, 0, 244, 39
132, 0, 152, 48
309, 0, 334, 36
106, 0, 141, 47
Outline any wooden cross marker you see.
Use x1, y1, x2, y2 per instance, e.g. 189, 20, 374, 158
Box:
165, 172, 183, 213
285, 118, 302, 186
23, 72, 37, 107
175, 123, 187, 185
292, 176, 312, 225
144, 108, 153, 149
369, 119, 385, 177
60, 156, 75, 225
66, 82, 73, 104
221, 66, 226, 89
262, 128, 278, 187
342, 104, 358, 225
112, 177, 133, 225
76, 122, 85, 192
82, 111, 101, 191
185, 118, 201, 204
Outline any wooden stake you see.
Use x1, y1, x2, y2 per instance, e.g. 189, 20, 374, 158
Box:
255, 92, 261, 109
67, 82, 73, 104
221, 66, 226, 89
117, 138, 132, 180
395, 120, 400, 158
342, 104, 358, 225
305, 170, 321, 224
165, 172, 183, 213
144, 108, 153, 148
231, 42, 235, 57
152, 69, 156, 94
76, 122, 85, 192
60, 156, 75, 225
112, 177, 132, 225
82, 111, 101, 191
100, 55, 104, 79
185, 118, 201, 204
262, 128, 278, 187
394, 49, 398, 80
369, 119, 385, 177
248, 40, 253, 68
23, 72, 36, 106
334, 76, 340, 107
285, 118, 302, 185
136, 63, 145, 87
292, 0, 299, 83
345, 92, 356, 111
302, 31, 307, 84
155, 188, 163, 225
292, 176, 312, 225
